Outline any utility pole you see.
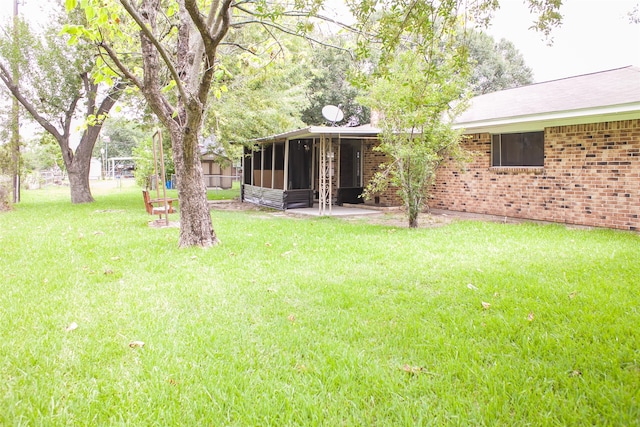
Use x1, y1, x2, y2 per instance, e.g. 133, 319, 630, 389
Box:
10, 0, 21, 203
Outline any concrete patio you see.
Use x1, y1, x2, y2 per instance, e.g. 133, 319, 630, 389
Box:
286, 204, 384, 217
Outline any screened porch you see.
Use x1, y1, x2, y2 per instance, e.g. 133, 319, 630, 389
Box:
242, 126, 379, 212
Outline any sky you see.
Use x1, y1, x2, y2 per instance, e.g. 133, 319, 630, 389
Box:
485, 0, 640, 82
318, 0, 640, 83
1, 0, 638, 84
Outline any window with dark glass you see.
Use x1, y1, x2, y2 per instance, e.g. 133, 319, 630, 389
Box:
492, 132, 544, 167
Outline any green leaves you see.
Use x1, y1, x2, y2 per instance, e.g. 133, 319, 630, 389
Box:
85, 113, 109, 127
161, 80, 177, 93
527, 0, 563, 41
61, 24, 100, 46
63, 0, 128, 43
212, 85, 228, 100
166, 3, 179, 18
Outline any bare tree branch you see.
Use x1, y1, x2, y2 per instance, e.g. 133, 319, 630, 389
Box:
119, 0, 189, 103
0, 61, 66, 142
184, 0, 233, 104
232, 18, 355, 57
82, 73, 97, 118
185, 0, 219, 92
212, 0, 234, 44
218, 41, 260, 55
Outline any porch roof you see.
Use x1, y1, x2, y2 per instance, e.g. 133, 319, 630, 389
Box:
254, 124, 381, 143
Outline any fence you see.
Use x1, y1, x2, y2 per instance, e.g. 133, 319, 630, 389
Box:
203, 174, 239, 189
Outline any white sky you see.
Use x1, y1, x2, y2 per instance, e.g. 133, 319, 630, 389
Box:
486, 0, 640, 82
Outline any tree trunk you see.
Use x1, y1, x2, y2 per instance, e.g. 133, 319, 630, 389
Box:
67, 157, 94, 203
58, 130, 96, 204
406, 190, 420, 228
408, 209, 419, 228
170, 128, 219, 248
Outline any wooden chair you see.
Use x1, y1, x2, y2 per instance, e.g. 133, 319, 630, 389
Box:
142, 190, 176, 215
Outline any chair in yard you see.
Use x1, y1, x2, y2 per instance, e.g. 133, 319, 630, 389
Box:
142, 189, 176, 216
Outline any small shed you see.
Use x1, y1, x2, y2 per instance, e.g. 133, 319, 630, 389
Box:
201, 153, 235, 189
200, 135, 239, 189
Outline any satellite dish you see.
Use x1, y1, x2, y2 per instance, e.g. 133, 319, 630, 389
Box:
322, 105, 344, 125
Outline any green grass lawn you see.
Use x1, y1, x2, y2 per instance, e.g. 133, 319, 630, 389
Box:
1, 185, 639, 426
207, 180, 241, 200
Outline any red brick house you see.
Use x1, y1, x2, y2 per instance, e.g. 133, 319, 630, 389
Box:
432, 66, 640, 231
244, 66, 640, 230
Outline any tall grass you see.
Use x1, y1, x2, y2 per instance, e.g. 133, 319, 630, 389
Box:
1, 185, 638, 426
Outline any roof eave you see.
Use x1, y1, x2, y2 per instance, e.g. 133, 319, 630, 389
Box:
253, 125, 381, 144
454, 102, 640, 134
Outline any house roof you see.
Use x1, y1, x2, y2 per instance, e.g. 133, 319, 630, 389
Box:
454, 65, 640, 133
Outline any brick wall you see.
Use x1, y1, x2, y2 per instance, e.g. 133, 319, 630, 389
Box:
429, 119, 640, 231
361, 141, 403, 207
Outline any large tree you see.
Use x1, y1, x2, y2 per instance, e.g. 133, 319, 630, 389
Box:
0, 9, 125, 203
64, 0, 326, 247
465, 30, 533, 95
300, 36, 370, 126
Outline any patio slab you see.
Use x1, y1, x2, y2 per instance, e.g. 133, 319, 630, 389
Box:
286, 204, 383, 217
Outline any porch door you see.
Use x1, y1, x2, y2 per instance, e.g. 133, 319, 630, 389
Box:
338, 139, 363, 204
287, 139, 312, 190
339, 140, 362, 188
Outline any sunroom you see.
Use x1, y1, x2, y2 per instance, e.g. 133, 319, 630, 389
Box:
242, 125, 380, 212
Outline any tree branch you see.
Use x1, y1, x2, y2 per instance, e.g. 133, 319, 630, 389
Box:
119, 0, 189, 103
97, 41, 144, 88
76, 80, 128, 159
184, 0, 218, 92
0, 61, 65, 142
82, 72, 97, 118
231, 18, 355, 57
184, 0, 233, 104
218, 42, 260, 55
211, 0, 233, 44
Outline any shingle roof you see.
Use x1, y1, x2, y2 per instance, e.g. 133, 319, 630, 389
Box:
454, 66, 640, 132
